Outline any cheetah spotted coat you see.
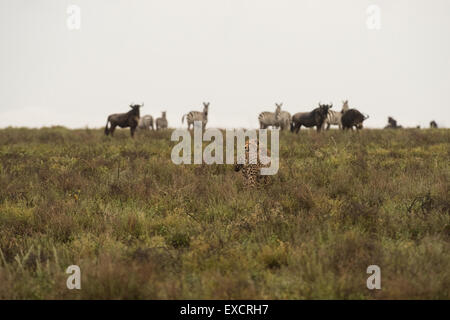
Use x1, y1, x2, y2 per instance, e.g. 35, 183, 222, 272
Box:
234, 139, 272, 188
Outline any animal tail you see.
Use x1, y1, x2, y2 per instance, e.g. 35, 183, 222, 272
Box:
290, 115, 296, 132
363, 114, 370, 120
258, 113, 267, 128
182, 114, 186, 124
104, 117, 110, 135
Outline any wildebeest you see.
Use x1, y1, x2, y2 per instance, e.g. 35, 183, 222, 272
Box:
104, 103, 143, 137
258, 103, 282, 129
341, 109, 369, 130
323, 100, 350, 130
384, 117, 402, 129
156, 111, 168, 130
430, 120, 438, 128
291, 103, 332, 133
138, 115, 154, 130
182, 102, 209, 130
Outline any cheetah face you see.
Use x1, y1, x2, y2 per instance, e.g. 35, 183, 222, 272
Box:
245, 139, 259, 152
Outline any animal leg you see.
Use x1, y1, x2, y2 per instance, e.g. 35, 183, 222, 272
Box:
110, 125, 117, 136
104, 120, 110, 136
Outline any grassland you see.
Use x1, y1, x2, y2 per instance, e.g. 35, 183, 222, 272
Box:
0, 127, 449, 299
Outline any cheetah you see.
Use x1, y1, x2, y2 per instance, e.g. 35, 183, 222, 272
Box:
234, 139, 272, 188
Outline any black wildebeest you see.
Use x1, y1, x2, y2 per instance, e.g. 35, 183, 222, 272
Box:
291, 103, 332, 134
384, 117, 402, 129
430, 120, 438, 128
104, 103, 143, 138
341, 109, 369, 130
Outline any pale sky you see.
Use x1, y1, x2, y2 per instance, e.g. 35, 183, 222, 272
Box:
0, 0, 449, 129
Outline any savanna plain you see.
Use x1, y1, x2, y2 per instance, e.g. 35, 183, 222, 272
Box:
0, 127, 449, 299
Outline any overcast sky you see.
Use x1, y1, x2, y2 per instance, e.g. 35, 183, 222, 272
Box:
0, 0, 449, 129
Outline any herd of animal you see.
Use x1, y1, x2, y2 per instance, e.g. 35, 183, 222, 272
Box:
104, 100, 439, 137
384, 117, 439, 130
104, 104, 167, 137
283, 100, 369, 133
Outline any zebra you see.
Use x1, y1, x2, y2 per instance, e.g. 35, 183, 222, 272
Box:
323, 100, 350, 130
156, 111, 168, 130
182, 102, 209, 130
278, 110, 291, 131
258, 103, 282, 129
341, 100, 350, 112
138, 115, 154, 130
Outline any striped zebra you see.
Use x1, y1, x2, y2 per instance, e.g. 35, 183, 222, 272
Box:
278, 110, 291, 131
138, 114, 154, 130
323, 100, 350, 130
258, 103, 282, 129
182, 102, 209, 130
156, 111, 168, 130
